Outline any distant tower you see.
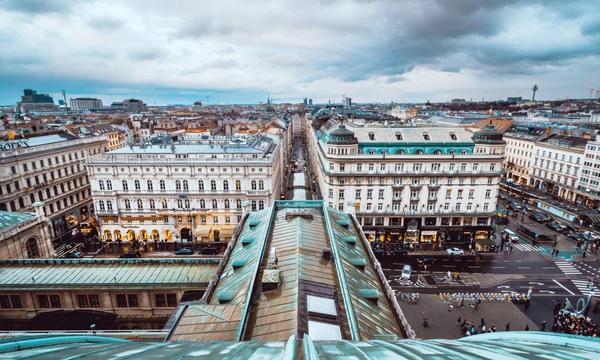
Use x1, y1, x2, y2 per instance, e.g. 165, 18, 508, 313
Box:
531, 84, 539, 101
61, 90, 67, 107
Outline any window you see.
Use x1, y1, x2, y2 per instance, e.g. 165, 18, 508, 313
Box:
223, 180, 229, 191
395, 132, 403, 140
368, 132, 375, 140
259, 180, 264, 190
155, 293, 178, 307
251, 180, 257, 190
259, 200, 265, 210
37, 294, 62, 308
124, 199, 131, 210
212, 199, 218, 209
162, 198, 168, 209
106, 180, 112, 190
236, 199, 242, 209
98, 180, 105, 190
423, 133, 430, 140
147, 180, 153, 191
485, 189, 491, 199
175, 180, 181, 191
77, 294, 100, 308
356, 189, 361, 199
116, 294, 139, 308
107, 200, 113, 211
122, 180, 128, 191
98, 200, 105, 211
450, 133, 457, 140
149, 199, 156, 209
160, 180, 166, 190
0, 295, 22, 309
224, 199, 230, 209
183, 180, 189, 191
177, 199, 183, 208
235, 180, 241, 191
340, 164, 345, 172
378, 189, 384, 199
338, 189, 345, 199
137, 199, 143, 210
135, 180, 141, 190
211, 180, 217, 191
200, 199, 206, 208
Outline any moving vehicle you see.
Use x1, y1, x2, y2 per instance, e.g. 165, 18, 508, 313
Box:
401, 265, 412, 280
546, 221, 567, 233
119, 252, 141, 258
502, 228, 520, 243
446, 247, 464, 256
174, 248, 194, 256
64, 251, 82, 258
530, 213, 550, 223
509, 201, 523, 211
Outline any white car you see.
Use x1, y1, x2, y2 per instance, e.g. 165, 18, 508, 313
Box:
446, 247, 464, 256
401, 265, 412, 280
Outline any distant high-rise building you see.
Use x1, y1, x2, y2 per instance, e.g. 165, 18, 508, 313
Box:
16, 89, 58, 113
343, 96, 352, 108
122, 98, 147, 113
303, 97, 308, 106
308, 98, 313, 106
70, 97, 103, 111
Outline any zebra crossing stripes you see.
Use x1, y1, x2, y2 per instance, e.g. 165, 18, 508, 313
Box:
512, 243, 545, 252
570, 279, 598, 295
555, 260, 582, 275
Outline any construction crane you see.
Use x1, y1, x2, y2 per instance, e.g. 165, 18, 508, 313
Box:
589, 88, 600, 100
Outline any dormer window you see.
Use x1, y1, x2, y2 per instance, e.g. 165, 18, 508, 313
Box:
395, 132, 403, 140
369, 132, 375, 141
450, 133, 457, 141
423, 133, 430, 140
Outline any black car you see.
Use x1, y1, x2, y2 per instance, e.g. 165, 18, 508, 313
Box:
509, 202, 524, 210
546, 222, 567, 233
119, 252, 141, 258
64, 251, 82, 258
417, 256, 435, 265
530, 213, 550, 223
174, 248, 194, 256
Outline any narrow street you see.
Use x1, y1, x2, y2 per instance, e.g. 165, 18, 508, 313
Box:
287, 134, 314, 201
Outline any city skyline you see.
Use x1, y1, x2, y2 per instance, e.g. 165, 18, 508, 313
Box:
1, 0, 600, 105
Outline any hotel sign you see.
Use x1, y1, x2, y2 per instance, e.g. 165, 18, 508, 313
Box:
0, 140, 30, 151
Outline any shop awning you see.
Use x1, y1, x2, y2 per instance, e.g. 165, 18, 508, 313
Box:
195, 226, 211, 238
421, 230, 438, 236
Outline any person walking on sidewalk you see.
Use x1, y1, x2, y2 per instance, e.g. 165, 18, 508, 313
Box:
541, 321, 546, 332
505, 323, 510, 331
457, 317, 462, 327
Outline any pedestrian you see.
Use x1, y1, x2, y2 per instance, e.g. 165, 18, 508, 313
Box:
506, 323, 510, 331
491, 325, 496, 332
525, 324, 529, 331
457, 317, 462, 327
588, 279, 593, 290
481, 324, 487, 333
510, 244, 513, 253
460, 297, 464, 308
556, 249, 560, 257
481, 317, 485, 327
470, 325, 477, 335
541, 321, 546, 332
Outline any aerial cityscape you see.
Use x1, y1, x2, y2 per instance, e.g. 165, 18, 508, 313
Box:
1, 0, 600, 359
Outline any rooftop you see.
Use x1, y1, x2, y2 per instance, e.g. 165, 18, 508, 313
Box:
169, 201, 410, 343
0, 133, 77, 149
1, 332, 599, 359
0, 258, 220, 291
0, 211, 35, 230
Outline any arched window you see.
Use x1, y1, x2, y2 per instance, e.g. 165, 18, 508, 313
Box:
433, 149, 442, 155
149, 199, 155, 209
177, 199, 183, 208
98, 180, 105, 190
235, 180, 241, 191
107, 200, 113, 210
122, 180, 128, 191
258, 180, 264, 190
26, 238, 39, 258
160, 180, 166, 190
184, 199, 190, 208
106, 180, 112, 190
137, 199, 143, 210
212, 199, 218, 209
251, 180, 257, 190
224, 199, 230, 209
415, 149, 424, 155
124, 199, 131, 210
210, 180, 217, 191
183, 180, 189, 191
396, 149, 405, 154
162, 198, 168, 209
200, 199, 206, 208
198, 180, 204, 191
176, 180, 181, 191
236, 199, 242, 209
134, 180, 140, 190
147, 180, 153, 191
223, 180, 229, 191
98, 200, 105, 211
258, 200, 265, 210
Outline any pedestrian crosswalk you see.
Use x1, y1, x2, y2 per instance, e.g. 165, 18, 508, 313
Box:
512, 243, 545, 252
555, 260, 582, 275
570, 279, 598, 295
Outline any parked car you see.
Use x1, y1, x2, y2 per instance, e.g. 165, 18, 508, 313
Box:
509, 201, 524, 210
502, 228, 520, 243
401, 264, 412, 280
119, 252, 141, 258
417, 256, 435, 265
563, 223, 578, 232
530, 213, 550, 223
446, 247, 464, 256
546, 222, 567, 233
198, 246, 219, 255
174, 247, 194, 255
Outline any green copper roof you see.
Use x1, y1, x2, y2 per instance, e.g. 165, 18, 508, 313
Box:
0, 211, 35, 230
1, 332, 599, 359
0, 258, 220, 290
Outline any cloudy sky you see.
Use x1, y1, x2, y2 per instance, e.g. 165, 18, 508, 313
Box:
1, 0, 599, 105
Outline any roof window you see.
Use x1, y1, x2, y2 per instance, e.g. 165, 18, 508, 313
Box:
450, 133, 457, 141
307, 295, 337, 317
395, 132, 403, 140
368, 132, 375, 140
423, 133, 430, 140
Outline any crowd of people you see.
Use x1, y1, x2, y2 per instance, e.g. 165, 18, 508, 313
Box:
554, 310, 600, 337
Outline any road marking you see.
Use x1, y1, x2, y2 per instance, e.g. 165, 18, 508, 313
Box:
529, 282, 544, 286
442, 265, 455, 268
553, 279, 575, 295
539, 290, 556, 294
570, 279, 598, 295
517, 266, 530, 269
497, 285, 510, 289
492, 266, 506, 269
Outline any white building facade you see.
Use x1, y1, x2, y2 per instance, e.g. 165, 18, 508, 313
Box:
530, 135, 586, 202
88, 136, 284, 248
0, 134, 107, 244
503, 132, 538, 186
308, 119, 505, 251
69, 98, 103, 111
576, 136, 600, 208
